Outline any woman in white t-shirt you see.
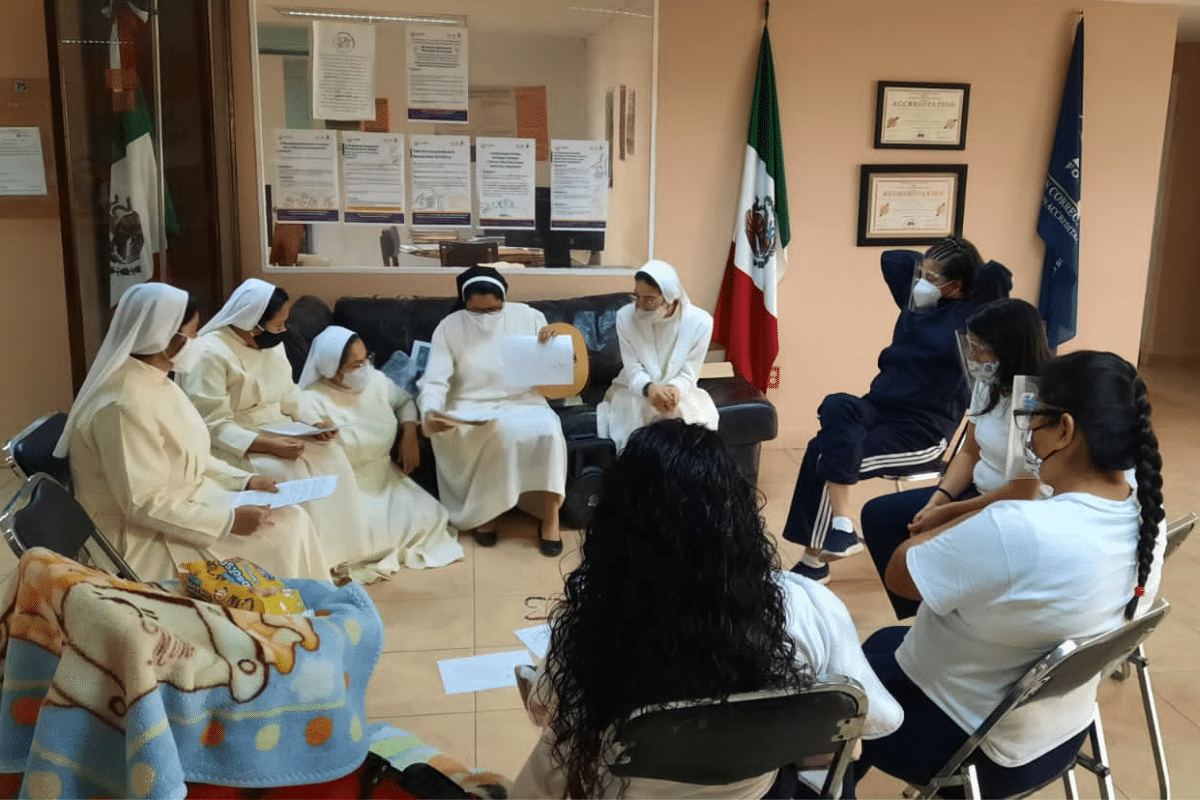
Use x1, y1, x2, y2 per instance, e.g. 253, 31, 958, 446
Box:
849, 350, 1167, 797
512, 420, 902, 799
860, 299, 1051, 618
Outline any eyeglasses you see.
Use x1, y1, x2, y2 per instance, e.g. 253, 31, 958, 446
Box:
345, 351, 374, 371
963, 336, 993, 358
628, 293, 665, 310
1012, 404, 1069, 431
920, 268, 948, 286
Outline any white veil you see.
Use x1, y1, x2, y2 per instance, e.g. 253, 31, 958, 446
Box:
54, 282, 188, 457
298, 325, 356, 390
197, 278, 277, 336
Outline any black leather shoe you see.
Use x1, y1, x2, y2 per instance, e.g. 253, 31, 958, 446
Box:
475, 529, 497, 547
538, 522, 563, 557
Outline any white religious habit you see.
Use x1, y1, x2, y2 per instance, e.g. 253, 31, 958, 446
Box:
177, 279, 366, 562
58, 283, 329, 583
417, 302, 568, 531
301, 326, 464, 581
598, 259, 720, 450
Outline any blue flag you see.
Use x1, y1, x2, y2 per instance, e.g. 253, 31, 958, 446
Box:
1037, 19, 1083, 349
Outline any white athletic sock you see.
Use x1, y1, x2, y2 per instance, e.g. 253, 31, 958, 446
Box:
801, 552, 824, 568
832, 515, 855, 533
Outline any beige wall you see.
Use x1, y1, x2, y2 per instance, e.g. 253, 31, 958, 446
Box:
1144, 43, 1200, 364
230, 0, 1179, 447
0, 0, 76, 441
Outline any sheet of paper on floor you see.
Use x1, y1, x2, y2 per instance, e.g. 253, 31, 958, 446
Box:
438, 649, 534, 695
514, 624, 551, 660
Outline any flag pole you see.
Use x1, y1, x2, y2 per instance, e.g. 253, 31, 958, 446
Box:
149, 0, 167, 275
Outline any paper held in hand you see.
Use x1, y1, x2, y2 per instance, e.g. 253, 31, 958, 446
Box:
501, 334, 574, 390
233, 475, 338, 509
259, 421, 346, 437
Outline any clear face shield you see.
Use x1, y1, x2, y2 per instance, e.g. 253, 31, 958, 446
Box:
908, 257, 946, 314
1005, 376, 1042, 480
957, 330, 1000, 390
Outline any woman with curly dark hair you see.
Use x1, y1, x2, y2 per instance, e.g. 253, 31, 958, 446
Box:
852, 351, 1167, 797
511, 420, 901, 799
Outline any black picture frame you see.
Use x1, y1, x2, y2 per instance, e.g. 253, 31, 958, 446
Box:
874, 81, 970, 150
857, 164, 967, 247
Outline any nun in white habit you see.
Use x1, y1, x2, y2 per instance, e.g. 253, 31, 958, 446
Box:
300, 326, 464, 580
598, 259, 720, 450
58, 282, 329, 583
417, 267, 568, 556
176, 278, 367, 565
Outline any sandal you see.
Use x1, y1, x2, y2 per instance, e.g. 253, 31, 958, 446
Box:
538, 520, 563, 557
474, 525, 498, 547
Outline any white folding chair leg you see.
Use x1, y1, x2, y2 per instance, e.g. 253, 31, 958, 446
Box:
962, 763, 981, 800
1132, 645, 1171, 799
1091, 709, 1116, 800
1062, 764, 1081, 799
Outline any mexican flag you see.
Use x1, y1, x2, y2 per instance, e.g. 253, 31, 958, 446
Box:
713, 10, 789, 394
106, 0, 178, 303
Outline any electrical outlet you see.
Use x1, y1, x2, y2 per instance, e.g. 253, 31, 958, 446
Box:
768, 366, 780, 389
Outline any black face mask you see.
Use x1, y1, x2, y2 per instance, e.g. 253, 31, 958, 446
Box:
254, 328, 287, 349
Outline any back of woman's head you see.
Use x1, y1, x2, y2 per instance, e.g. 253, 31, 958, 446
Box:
545, 420, 807, 797
1039, 351, 1164, 619
967, 298, 1051, 413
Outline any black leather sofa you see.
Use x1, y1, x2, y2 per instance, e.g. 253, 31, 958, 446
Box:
283, 292, 778, 527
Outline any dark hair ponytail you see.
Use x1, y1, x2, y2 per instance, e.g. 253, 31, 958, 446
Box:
1127, 377, 1164, 620
1039, 351, 1164, 620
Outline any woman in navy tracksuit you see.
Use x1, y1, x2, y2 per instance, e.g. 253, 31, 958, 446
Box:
782, 237, 1012, 582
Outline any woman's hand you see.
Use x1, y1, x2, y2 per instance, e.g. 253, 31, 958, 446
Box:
909, 501, 963, 535
537, 326, 555, 344
422, 411, 455, 436
309, 418, 338, 441
647, 383, 679, 414
246, 476, 278, 493
250, 434, 306, 460
399, 423, 421, 474
232, 505, 270, 536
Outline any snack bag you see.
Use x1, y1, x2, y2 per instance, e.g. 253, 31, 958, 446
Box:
179, 558, 306, 614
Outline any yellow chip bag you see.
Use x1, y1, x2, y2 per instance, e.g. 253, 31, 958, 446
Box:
179, 558, 306, 615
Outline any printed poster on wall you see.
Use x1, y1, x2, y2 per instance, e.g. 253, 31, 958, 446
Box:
0, 127, 48, 196
476, 137, 536, 229
549, 139, 609, 230
409, 134, 472, 226
406, 24, 468, 123
312, 21, 376, 121
274, 129, 340, 223
342, 132, 405, 224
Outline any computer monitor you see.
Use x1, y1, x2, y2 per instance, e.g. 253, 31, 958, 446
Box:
483, 187, 605, 267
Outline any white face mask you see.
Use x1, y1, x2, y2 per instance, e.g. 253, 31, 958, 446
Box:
169, 335, 201, 374
967, 359, 1000, 385
340, 364, 372, 393
911, 278, 943, 310
466, 310, 502, 334
635, 305, 671, 324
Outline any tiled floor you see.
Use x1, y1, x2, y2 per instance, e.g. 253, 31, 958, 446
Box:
2, 366, 1196, 797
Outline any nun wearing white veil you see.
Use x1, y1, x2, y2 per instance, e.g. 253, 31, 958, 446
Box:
598, 259, 720, 450
300, 326, 464, 580
177, 278, 367, 559
59, 282, 329, 583
418, 267, 568, 556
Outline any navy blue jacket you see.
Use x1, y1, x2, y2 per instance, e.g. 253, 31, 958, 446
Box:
864, 250, 1012, 435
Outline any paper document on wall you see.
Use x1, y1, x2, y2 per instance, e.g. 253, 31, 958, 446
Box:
233, 475, 338, 509
259, 422, 346, 437
312, 20, 376, 121
501, 335, 573, 390
438, 649, 532, 695
0, 128, 48, 196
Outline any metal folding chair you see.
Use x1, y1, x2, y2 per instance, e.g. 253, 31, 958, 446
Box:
0, 472, 139, 582
902, 599, 1171, 800
607, 677, 868, 799
3, 413, 71, 488
877, 423, 968, 492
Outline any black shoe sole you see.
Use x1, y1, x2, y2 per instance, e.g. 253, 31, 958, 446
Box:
475, 530, 497, 547
537, 521, 563, 557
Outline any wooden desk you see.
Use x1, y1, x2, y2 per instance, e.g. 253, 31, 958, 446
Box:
408, 245, 546, 266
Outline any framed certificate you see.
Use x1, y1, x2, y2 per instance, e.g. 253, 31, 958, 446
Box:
857, 164, 967, 246
875, 82, 970, 149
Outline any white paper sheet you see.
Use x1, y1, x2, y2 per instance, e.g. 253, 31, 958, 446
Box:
233, 475, 338, 509
514, 624, 551, 660
501, 335, 573, 390
0, 127, 48, 196
259, 421, 346, 437
312, 20, 376, 121
437, 649, 533, 695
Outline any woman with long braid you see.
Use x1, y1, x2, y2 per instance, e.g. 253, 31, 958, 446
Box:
848, 351, 1167, 797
